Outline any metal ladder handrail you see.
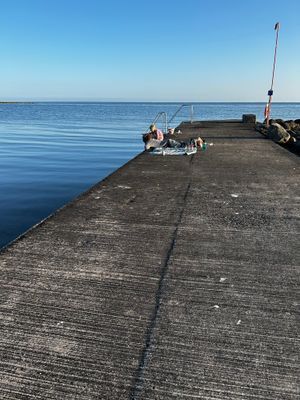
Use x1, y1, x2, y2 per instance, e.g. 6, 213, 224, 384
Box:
168, 103, 194, 125
142, 104, 194, 136
142, 111, 168, 135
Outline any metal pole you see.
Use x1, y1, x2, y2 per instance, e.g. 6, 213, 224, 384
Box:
266, 22, 280, 127
164, 112, 168, 134
190, 105, 194, 123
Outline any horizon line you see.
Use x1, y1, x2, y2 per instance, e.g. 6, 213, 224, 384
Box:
1, 100, 300, 104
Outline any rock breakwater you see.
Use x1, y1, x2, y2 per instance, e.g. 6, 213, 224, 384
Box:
256, 118, 300, 154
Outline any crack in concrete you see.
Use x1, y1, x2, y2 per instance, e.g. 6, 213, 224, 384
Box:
129, 156, 194, 399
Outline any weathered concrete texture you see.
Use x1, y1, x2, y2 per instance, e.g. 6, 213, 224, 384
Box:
0, 121, 299, 399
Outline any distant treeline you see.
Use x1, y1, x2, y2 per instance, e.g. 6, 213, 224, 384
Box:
0, 101, 33, 104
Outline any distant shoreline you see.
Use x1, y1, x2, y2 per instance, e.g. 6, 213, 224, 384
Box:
0, 101, 34, 104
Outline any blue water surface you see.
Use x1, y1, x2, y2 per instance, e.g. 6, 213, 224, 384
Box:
0, 101, 299, 249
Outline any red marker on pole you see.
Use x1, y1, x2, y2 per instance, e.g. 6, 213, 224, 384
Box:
266, 22, 280, 127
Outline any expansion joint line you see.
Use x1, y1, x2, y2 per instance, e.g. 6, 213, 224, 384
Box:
129, 155, 195, 399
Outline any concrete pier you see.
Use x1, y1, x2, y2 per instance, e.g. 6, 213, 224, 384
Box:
0, 120, 299, 399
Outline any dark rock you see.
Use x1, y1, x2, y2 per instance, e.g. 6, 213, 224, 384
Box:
277, 120, 290, 130
282, 122, 291, 130
275, 119, 285, 125
289, 130, 300, 140
294, 119, 300, 124
284, 120, 298, 130
293, 123, 300, 132
285, 138, 300, 155
267, 123, 291, 144
263, 118, 276, 125
255, 122, 268, 135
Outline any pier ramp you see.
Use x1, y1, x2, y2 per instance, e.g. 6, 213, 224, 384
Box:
0, 120, 299, 399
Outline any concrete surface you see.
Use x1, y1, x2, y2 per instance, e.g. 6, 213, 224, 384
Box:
0, 121, 299, 399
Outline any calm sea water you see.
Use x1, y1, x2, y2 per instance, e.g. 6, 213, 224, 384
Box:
0, 102, 299, 249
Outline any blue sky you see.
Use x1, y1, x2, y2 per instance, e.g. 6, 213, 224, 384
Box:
0, 0, 299, 101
